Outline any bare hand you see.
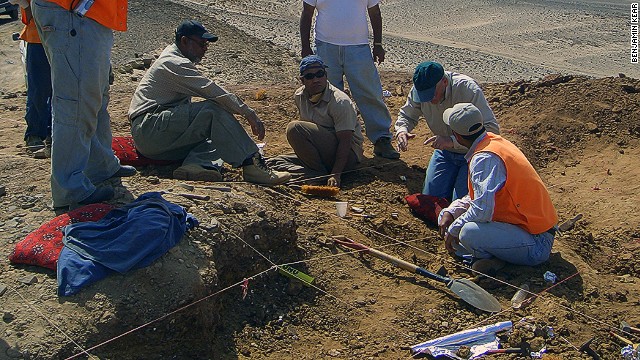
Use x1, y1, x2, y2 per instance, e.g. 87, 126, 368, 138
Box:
301, 47, 313, 58
327, 174, 341, 188
444, 233, 459, 255
438, 211, 454, 239
372, 45, 385, 64
246, 113, 265, 140
396, 131, 416, 152
424, 135, 454, 150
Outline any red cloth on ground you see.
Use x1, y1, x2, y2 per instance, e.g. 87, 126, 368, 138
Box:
112, 136, 176, 167
405, 194, 450, 225
9, 204, 115, 270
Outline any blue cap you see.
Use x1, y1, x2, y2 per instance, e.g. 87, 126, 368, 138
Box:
412, 61, 445, 102
176, 20, 218, 42
299, 55, 327, 74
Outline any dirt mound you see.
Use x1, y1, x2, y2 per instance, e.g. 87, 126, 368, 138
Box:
1, 184, 299, 359
0, 0, 639, 358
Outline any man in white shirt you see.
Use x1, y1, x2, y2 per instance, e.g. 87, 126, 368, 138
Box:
300, 0, 400, 159
395, 61, 500, 202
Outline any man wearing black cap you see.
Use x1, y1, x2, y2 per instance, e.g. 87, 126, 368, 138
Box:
394, 61, 500, 202
437, 103, 557, 273
128, 20, 290, 185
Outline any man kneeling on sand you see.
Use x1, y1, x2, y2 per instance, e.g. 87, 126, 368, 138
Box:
128, 20, 290, 185
437, 103, 558, 274
395, 61, 500, 202
269, 55, 363, 187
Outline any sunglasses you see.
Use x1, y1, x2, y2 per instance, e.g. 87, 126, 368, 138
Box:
301, 69, 326, 80
187, 37, 208, 48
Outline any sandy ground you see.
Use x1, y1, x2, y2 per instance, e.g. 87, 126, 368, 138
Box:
0, 19, 25, 94
177, 0, 638, 82
0, 1, 639, 359
1, 0, 636, 92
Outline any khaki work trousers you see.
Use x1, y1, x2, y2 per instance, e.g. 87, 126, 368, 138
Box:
131, 100, 259, 169
285, 120, 359, 176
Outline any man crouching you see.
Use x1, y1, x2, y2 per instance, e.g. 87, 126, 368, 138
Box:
438, 103, 558, 275
285, 55, 364, 187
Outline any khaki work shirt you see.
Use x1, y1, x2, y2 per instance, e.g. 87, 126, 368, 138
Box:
295, 83, 364, 161
129, 44, 255, 121
394, 71, 500, 154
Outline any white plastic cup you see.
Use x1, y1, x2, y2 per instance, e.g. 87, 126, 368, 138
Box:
511, 283, 530, 309
335, 202, 348, 218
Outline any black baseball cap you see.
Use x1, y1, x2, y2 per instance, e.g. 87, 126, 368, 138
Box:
175, 20, 218, 42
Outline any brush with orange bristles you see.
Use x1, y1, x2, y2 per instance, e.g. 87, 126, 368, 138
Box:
290, 184, 340, 198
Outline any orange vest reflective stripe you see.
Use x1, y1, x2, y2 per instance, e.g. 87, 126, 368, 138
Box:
45, 0, 127, 31
468, 133, 558, 234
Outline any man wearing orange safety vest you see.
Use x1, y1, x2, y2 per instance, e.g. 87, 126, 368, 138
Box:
31, 0, 135, 211
10, 0, 52, 158
437, 103, 558, 274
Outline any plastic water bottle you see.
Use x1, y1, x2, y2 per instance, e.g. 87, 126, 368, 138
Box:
543, 271, 557, 284
511, 283, 530, 309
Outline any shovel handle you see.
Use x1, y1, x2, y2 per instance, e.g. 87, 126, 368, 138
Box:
368, 249, 451, 284
611, 331, 636, 346
367, 248, 419, 273
333, 236, 451, 284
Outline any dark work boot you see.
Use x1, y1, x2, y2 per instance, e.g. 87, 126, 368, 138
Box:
374, 137, 400, 159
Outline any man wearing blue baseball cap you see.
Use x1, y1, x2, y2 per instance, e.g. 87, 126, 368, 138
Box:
394, 61, 500, 202
129, 20, 290, 185
269, 55, 363, 187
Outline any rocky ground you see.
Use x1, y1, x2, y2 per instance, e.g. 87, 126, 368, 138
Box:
0, 0, 639, 359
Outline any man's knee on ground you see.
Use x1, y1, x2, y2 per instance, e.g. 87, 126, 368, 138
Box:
286, 121, 310, 143
458, 222, 485, 249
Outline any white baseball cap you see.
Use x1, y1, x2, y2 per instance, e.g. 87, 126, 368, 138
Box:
443, 103, 485, 136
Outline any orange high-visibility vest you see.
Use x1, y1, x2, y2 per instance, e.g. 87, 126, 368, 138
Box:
45, 0, 127, 31
468, 133, 558, 234
19, 2, 41, 43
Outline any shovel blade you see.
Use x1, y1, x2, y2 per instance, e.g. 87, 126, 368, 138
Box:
449, 278, 502, 313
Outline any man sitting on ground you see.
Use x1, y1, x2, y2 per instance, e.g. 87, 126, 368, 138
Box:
437, 103, 557, 273
395, 61, 499, 202
278, 55, 365, 187
128, 20, 290, 185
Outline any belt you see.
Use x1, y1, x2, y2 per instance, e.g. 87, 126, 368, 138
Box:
544, 227, 557, 237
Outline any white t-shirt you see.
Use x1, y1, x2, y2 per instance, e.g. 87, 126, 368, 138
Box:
304, 0, 380, 46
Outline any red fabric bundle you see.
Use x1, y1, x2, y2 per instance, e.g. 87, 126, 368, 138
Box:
111, 136, 176, 167
9, 204, 115, 270
404, 193, 450, 225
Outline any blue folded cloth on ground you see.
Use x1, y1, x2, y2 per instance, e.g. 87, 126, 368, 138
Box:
57, 192, 198, 296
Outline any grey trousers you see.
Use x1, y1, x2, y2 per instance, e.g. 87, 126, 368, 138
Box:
131, 100, 259, 168
285, 120, 359, 176
33, 0, 121, 207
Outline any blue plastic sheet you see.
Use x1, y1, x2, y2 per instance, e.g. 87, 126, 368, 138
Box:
411, 321, 512, 359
